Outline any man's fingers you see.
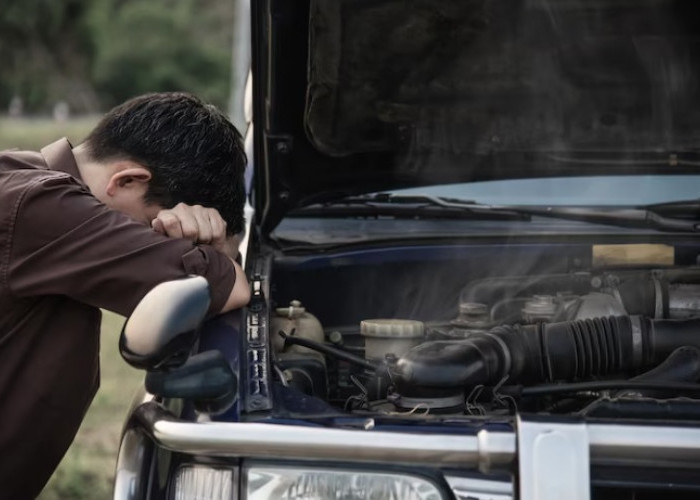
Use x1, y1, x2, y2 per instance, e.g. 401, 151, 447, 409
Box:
151, 218, 166, 234
207, 208, 227, 243
153, 204, 228, 248
154, 211, 184, 239
171, 203, 200, 241
192, 207, 213, 244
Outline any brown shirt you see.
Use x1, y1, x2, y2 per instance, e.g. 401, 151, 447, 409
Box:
0, 138, 236, 498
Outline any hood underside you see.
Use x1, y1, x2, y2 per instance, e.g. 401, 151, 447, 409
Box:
254, 0, 700, 232
307, 0, 700, 157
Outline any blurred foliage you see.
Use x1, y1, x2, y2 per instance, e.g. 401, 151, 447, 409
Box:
0, 0, 234, 114
0, 0, 96, 112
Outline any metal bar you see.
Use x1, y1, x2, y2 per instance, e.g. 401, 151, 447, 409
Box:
133, 402, 700, 474
589, 424, 700, 465
134, 402, 515, 470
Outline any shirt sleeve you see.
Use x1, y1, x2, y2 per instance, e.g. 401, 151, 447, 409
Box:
7, 173, 236, 317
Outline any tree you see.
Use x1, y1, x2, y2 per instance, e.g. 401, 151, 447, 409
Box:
89, 0, 234, 109
0, 0, 99, 113
0, 0, 235, 113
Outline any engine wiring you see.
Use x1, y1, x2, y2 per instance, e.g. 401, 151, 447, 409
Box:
502, 380, 700, 397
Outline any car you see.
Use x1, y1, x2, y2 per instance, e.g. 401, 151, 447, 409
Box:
113, 1, 700, 499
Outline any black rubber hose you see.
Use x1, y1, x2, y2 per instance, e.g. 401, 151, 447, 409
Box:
514, 347, 700, 399
630, 346, 700, 383
616, 276, 657, 316
393, 316, 700, 399
391, 335, 509, 399
650, 319, 700, 358
610, 346, 700, 398
277, 331, 378, 372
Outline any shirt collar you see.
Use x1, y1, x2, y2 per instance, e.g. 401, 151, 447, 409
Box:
40, 138, 82, 181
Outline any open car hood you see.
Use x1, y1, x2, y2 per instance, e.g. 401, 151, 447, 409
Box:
252, 0, 700, 233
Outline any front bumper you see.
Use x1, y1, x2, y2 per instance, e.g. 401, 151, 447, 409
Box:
117, 401, 700, 500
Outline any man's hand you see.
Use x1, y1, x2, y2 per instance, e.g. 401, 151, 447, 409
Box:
152, 203, 248, 311
152, 203, 233, 256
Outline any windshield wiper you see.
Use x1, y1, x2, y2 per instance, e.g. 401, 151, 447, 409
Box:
293, 193, 700, 232
510, 205, 700, 232
290, 193, 530, 221
639, 198, 700, 218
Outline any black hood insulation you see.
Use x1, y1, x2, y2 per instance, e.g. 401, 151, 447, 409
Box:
308, 0, 700, 163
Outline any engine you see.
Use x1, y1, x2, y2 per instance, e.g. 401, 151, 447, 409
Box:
270, 268, 700, 417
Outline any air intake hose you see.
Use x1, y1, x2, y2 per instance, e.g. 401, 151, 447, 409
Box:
393, 316, 700, 399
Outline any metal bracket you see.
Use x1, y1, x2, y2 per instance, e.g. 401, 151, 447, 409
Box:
517, 417, 590, 500
244, 273, 272, 412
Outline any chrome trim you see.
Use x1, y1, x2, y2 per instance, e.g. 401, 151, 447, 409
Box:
517, 418, 590, 500
134, 403, 516, 471
445, 475, 513, 500
131, 402, 700, 479
589, 424, 700, 465
477, 429, 517, 474
113, 429, 150, 500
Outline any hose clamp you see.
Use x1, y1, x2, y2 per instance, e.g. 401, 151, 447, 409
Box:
630, 315, 643, 367
484, 332, 512, 380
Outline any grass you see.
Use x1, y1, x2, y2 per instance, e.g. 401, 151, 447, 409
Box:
0, 115, 100, 150
1, 117, 144, 499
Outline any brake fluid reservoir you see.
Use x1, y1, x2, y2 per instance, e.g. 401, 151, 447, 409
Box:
270, 300, 324, 356
361, 319, 425, 360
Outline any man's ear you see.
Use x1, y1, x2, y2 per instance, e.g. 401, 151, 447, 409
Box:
105, 165, 152, 196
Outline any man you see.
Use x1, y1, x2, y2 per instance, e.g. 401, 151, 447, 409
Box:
0, 92, 250, 498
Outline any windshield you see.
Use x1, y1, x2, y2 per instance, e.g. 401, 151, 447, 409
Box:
391, 175, 700, 206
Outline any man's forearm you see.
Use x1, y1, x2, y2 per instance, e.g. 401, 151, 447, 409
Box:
221, 259, 250, 312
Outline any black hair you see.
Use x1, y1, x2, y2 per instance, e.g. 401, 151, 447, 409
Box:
83, 92, 247, 235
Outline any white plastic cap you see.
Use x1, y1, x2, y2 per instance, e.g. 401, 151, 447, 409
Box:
360, 319, 425, 339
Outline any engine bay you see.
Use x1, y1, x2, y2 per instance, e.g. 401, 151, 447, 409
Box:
264, 242, 700, 420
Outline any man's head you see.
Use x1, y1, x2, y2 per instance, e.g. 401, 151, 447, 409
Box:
76, 92, 247, 234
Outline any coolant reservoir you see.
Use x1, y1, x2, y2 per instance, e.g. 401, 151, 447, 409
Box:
270, 300, 324, 356
361, 319, 425, 360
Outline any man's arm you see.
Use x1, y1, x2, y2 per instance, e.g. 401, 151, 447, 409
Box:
223, 260, 251, 312
151, 203, 251, 312
8, 177, 245, 316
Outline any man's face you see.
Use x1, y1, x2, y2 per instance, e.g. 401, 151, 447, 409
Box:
109, 196, 164, 226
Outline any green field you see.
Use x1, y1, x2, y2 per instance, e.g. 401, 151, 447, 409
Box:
1, 117, 144, 499
0, 115, 100, 151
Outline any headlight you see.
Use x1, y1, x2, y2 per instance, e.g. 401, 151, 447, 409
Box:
173, 465, 236, 500
245, 466, 444, 500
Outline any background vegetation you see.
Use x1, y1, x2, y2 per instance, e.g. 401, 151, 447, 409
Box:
0, 0, 235, 115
